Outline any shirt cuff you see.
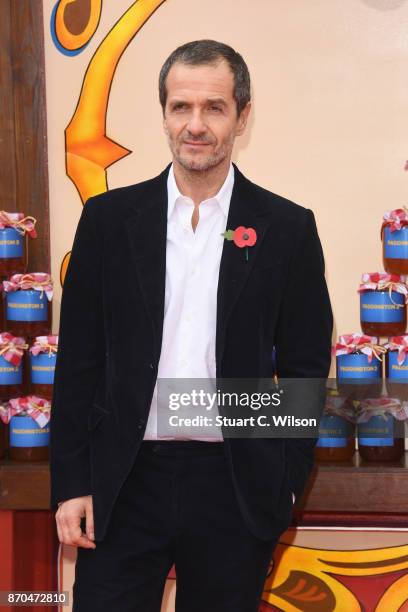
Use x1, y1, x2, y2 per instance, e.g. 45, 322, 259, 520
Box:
292, 492, 296, 504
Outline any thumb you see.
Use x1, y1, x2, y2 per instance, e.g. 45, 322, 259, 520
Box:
85, 498, 95, 541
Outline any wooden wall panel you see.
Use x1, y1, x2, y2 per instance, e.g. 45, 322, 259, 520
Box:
0, 1, 53, 607
0, 0, 50, 273
0, 0, 17, 210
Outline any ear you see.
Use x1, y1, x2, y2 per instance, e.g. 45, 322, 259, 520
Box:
235, 102, 251, 136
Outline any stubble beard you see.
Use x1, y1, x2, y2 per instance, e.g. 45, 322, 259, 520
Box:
168, 133, 234, 173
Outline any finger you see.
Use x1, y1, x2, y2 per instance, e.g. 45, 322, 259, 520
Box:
66, 511, 96, 549
66, 513, 83, 545
85, 500, 95, 542
73, 534, 96, 549
58, 513, 74, 546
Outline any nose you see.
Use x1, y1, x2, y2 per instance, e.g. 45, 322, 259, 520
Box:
186, 110, 206, 136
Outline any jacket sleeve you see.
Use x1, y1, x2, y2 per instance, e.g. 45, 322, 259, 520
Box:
274, 208, 333, 501
50, 197, 105, 507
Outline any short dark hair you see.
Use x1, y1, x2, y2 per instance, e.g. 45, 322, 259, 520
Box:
159, 39, 251, 116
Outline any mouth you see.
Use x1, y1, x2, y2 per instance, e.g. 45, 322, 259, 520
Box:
183, 141, 211, 148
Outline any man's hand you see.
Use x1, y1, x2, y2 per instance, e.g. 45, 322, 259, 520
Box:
56, 495, 96, 549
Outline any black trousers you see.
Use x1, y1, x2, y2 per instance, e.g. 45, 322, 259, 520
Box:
73, 440, 277, 611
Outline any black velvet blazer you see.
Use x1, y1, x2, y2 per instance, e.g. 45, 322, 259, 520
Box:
50, 164, 333, 542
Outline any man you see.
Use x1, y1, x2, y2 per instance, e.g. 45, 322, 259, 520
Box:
51, 40, 333, 611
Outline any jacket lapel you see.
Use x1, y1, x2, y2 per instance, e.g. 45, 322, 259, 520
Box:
216, 165, 272, 370
124, 166, 169, 364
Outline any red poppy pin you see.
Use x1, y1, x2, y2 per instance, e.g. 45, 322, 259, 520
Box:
221, 226, 257, 262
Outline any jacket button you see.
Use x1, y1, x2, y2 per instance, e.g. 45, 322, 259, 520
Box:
137, 418, 145, 429
149, 363, 155, 369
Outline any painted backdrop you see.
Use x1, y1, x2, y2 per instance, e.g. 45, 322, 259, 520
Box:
43, 1, 408, 610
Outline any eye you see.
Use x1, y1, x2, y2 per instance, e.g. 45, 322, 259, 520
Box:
209, 105, 222, 113
172, 102, 187, 112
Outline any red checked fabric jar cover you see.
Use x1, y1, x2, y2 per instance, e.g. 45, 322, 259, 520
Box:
358, 273, 408, 337
334, 333, 384, 400
1, 273, 53, 339
381, 208, 408, 275
0, 211, 37, 278
29, 335, 58, 400
6, 395, 51, 462
0, 332, 28, 400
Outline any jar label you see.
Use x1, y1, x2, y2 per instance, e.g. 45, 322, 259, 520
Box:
384, 226, 408, 259
316, 415, 350, 447
360, 291, 405, 323
30, 353, 56, 384
0, 228, 24, 259
337, 353, 381, 380
358, 414, 394, 447
6, 290, 48, 322
9, 415, 50, 447
0, 354, 22, 384
388, 350, 408, 380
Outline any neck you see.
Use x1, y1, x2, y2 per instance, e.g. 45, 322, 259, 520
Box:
172, 159, 231, 206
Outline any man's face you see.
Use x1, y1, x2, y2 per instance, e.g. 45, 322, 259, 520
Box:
163, 60, 250, 172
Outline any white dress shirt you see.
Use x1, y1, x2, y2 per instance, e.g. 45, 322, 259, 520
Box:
143, 163, 234, 440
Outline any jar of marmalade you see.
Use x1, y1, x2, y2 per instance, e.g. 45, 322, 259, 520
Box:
381, 208, 408, 275
384, 336, 408, 401
357, 397, 405, 462
335, 334, 384, 400
29, 335, 57, 400
0, 212, 37, 279
2, 273, 53, 340
8, 396, 50, 461
315, 390, 355, 462
359, 273, 407, 337
0, 332, 28, 401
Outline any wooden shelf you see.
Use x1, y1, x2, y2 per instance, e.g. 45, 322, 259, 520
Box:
2, 453, 408, 527
298, 452, 408, 514
0, 460, 50, 510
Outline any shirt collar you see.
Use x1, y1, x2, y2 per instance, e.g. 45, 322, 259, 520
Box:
167, 162, 234, 221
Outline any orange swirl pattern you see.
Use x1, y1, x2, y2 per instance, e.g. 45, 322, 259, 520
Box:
54, 0, 102, 52
65, 0, 166, 203
263, 541, 408, 610
60, 0, 166, 283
